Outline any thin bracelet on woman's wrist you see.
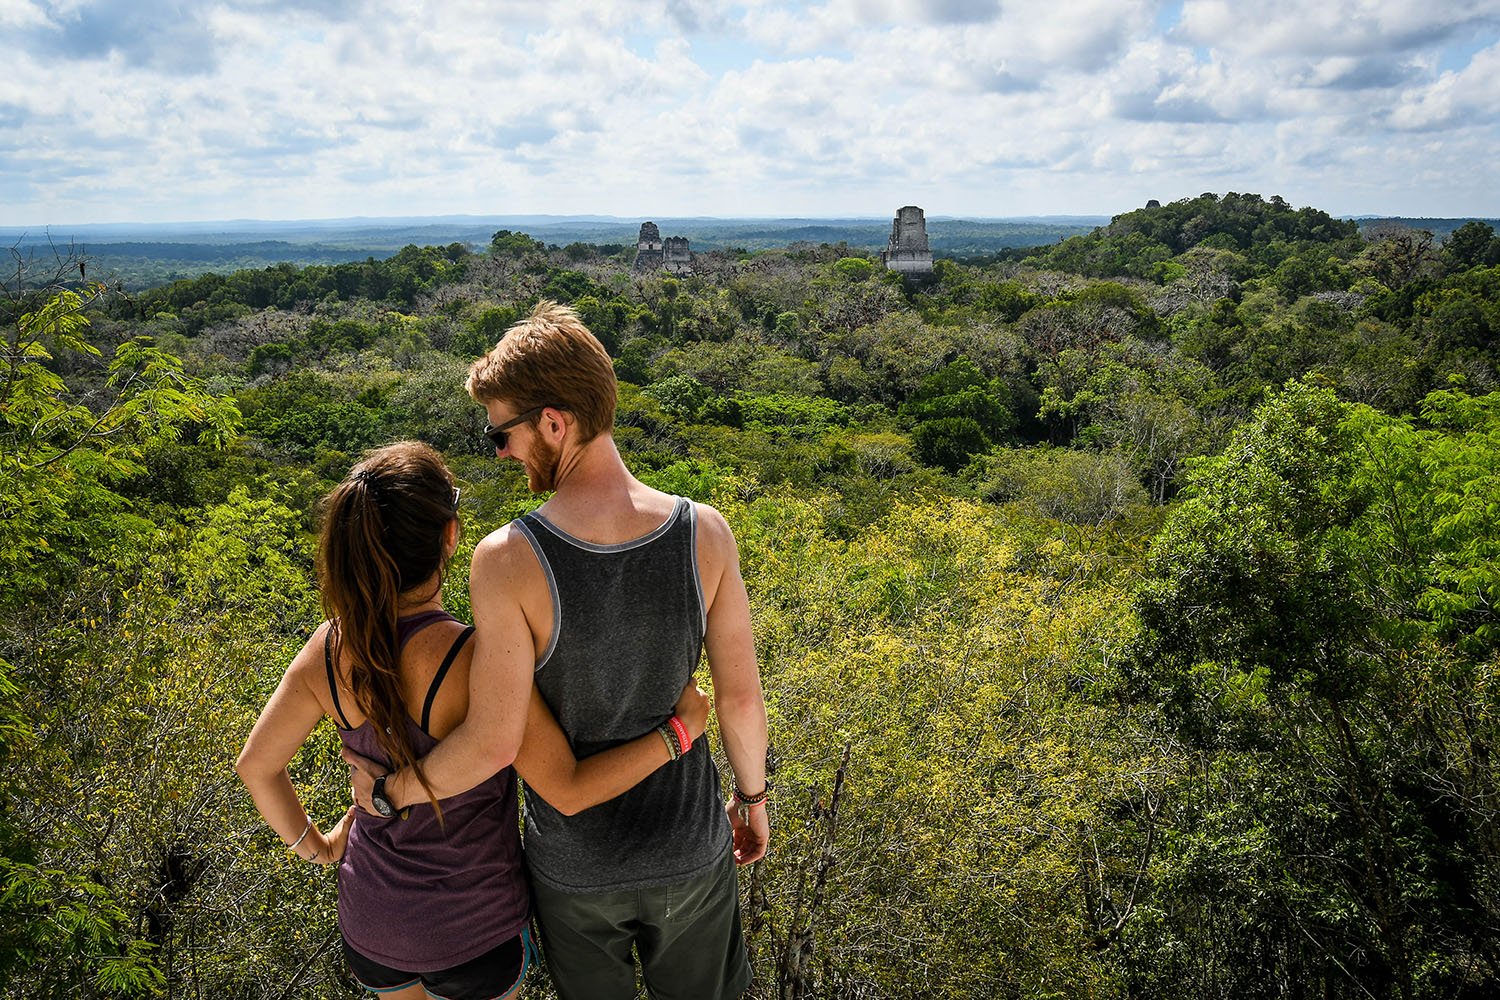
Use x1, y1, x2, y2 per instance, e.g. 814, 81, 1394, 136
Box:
288, 816, 313, 852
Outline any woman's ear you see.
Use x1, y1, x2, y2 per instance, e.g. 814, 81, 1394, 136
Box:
443, 517, 460, 561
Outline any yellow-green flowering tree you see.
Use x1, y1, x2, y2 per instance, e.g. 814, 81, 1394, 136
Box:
720, 488, 1159, 998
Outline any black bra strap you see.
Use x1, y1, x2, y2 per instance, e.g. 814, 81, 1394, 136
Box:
324, 626, 355, 730
421, 626, 475, 734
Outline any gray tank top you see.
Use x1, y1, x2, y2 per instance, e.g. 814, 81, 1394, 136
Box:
514, 496, 732, 892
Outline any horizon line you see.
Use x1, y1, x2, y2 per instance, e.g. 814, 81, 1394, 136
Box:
5, 210, 1497, 235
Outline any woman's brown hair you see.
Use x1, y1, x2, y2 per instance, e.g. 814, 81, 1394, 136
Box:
317, 441, 457, 816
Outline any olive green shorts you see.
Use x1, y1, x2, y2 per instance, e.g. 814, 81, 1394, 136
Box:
529, 853, 752, 1000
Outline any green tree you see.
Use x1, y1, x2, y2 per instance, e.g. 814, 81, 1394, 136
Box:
1, 281, 239, 603
1126, 380, 1500, 998
831, 256, 875, 282
1442, 220, 1500, 272
901, 356, 1015, 443
642, 374, 715, 419
0, 268, 240, 990
727, 490, 1153, 999
912, 416, 988, 473
239, 369, 389, 460
488, 229, 545, 256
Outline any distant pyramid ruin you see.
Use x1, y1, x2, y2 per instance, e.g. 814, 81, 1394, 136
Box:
880, 206, 934, 276
633, 222, 693, 276
633, 222, 664, 271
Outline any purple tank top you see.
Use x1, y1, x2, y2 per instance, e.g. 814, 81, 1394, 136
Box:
326, 612, 528, 971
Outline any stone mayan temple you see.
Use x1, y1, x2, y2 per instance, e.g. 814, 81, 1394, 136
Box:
633, 222, 693, 276
633, 222, 664, 271
880, 205, 934, 276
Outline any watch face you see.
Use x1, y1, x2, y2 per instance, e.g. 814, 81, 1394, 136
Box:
372, 776, 395, 818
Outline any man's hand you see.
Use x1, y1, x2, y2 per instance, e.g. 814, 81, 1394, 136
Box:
727, 799, 769, 865
675, 679, 711, 742
341, 747, 384, 815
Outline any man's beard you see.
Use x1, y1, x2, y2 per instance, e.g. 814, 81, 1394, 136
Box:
525, 435, 562, 493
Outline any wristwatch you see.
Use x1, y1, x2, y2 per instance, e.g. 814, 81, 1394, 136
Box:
371, 774, 396, 818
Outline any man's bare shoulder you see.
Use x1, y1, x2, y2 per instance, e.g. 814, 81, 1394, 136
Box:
691, 500, 736, 536
691, 501, 742, 564
470, 520, 551, 654
472, 521, 542, 583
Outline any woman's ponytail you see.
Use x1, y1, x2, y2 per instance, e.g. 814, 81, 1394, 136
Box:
317, 442, 456, 818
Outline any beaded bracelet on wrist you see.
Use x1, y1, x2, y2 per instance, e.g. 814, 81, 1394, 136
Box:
657, 723, 681, 761
733, 783, 770, 806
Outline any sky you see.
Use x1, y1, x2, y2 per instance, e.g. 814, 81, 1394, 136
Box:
2, 0, 1499, 225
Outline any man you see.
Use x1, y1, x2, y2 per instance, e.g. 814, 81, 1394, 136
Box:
346, 300, 769, 1000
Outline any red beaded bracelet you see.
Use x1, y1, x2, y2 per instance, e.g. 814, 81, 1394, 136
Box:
667, 715, 692, 757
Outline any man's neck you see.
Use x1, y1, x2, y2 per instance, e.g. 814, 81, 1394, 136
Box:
538, 433, 676, 541
550, 433, 632, 498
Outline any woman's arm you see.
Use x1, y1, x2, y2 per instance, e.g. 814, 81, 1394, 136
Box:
236, 638, 351, 865
513, 680, 710, 816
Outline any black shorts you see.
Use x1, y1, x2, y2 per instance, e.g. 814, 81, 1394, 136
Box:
343, 926, 533, 1000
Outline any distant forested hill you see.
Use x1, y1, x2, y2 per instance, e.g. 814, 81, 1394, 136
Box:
3, 214, 1106, 288
4, 191, 1498, 999
62, 241, 379, 289
1357, 215, 1500, 239
16, 208, 1493, 291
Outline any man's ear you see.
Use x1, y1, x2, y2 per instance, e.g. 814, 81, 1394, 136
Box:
540, 406, 571, 440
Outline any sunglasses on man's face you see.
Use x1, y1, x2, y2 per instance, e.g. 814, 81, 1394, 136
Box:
482, 405, 559, 450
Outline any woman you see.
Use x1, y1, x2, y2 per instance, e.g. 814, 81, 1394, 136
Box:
237, 441, 707, 1000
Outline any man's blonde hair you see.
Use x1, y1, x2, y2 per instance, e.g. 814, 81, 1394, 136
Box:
465, 300, 617, 442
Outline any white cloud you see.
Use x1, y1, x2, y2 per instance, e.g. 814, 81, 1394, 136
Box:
1175, 0, 1500, 58
0, 0, 49, 28
1387, 40, 1500, 130
1, 0, 1498, 222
